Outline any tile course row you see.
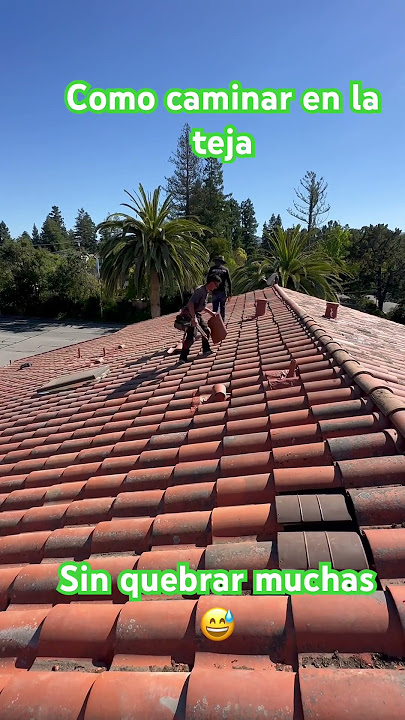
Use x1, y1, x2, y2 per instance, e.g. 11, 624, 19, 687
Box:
0, 666, 403, 719
0, 592, 404, 670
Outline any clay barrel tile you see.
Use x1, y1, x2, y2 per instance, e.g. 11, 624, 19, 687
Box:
195, 594, 295, 665
299, 669, 405, 720
0, 672, 97, 720
112, 488, 164, 518
185, 669, 299, 720
337, 455, 405, 488
44, 525, 94, 559
163, 483, 216, 513
115, 599, 196, 659
216, 473, 274, 506
211, 503, 277, 541
363, 528, 405, 579
273, 466, 341, 493
137, 547, 204, 572
291, 592, 403, 656
122, 466, 174, 491
348, 486, 405, 527
151, 510, 211, 547
84, 672, 188, 720
38, 603, 121, 660
0, 530, 51, 565
91, 518, 153, 555
9, 563, 68, 606
205, 540, 277, 572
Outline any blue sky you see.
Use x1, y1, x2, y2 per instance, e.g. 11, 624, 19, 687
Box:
1, 0, 404, 239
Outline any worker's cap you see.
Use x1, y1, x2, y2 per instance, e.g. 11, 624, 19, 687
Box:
214, 256, 225, 262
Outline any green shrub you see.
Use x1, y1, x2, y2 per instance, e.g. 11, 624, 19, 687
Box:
387, 304, 405, 324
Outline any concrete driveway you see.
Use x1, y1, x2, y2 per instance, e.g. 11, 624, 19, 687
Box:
0, 316, 124, 367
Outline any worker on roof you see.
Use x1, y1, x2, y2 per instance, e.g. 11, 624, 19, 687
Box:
207, 256, 232, 321
178, 274, 221, 364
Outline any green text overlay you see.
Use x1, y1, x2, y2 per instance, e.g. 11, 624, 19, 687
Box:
64, 80, 382, 163
57, 561, 377, 601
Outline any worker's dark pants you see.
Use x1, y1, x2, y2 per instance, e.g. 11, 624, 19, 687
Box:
179, 314, 210, 361
212, 291, 226, 321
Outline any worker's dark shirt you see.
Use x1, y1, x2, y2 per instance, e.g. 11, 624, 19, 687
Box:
182, 285, 208, 315
208, 266, 232, 294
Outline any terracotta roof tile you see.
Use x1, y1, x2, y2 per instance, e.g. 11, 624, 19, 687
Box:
0, 287, 403, 715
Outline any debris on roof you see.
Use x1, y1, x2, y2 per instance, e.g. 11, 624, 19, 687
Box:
37, 365, 110, 394
0, 287, 402, 718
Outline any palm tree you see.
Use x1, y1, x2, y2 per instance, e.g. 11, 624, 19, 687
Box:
97, 184, 210, 318
232, 225, 343, 300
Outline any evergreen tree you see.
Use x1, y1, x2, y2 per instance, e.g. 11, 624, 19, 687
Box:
288, 171, 330, 231
40, 219, 67, 252
0, 221, 11, 244
67, 229, 76, 246
40, 206, 70, 252
74, 208, 97, 253
240, 198, 258, 255
262, 214, 283, 250
224, 197, 243, 250
347, 224, 405, 310
165, 123, 203, 217
32, 224, 40, 247
49, 206, 68, 235
197, 158, 228, 236
18, 231, 32, 243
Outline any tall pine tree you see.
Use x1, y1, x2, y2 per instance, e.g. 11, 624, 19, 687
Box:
270, 213, 282, 231
165, 123, 203, 217
197, 158, 228, 236
40, 206, 70, 252
240, 199, 258, 255
224, 197, 243, 250
18, 231, 32, 243
74, 208, 97, 253
32, 224, 40, 247
49, 206, 68, 235
288, 171, 330, 231
262, 213, 282, 250
0, 221, 11, 244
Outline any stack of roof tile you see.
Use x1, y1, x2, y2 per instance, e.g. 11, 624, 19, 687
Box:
0, 287, 402, 718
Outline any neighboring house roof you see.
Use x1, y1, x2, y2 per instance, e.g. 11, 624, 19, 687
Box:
0, 287, 403, 718
283, 288, 405, 398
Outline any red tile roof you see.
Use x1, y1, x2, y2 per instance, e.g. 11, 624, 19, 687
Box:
0, 287, 403, 717
283, 288, 405, 398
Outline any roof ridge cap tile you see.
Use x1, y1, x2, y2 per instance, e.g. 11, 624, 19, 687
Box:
273, 284, 405, 442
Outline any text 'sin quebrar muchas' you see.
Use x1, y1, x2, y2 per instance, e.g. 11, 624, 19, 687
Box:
64, 80, 382, 163
57, 561, 377, 601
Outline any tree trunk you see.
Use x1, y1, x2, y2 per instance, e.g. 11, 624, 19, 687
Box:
149, 269, 161, 318
185, 149, 190, 217
379, 270, 393, 311
377, 266, 383, 311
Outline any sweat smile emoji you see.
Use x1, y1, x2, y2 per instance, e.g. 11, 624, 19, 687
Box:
201, 608, 235, 641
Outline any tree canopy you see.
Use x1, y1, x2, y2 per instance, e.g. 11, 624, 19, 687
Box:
97, 184, 210, 317
2, 147, 404, 326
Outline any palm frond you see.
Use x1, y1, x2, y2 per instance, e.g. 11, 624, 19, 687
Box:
98, 185, 210, 309
232, 225, 346, 301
